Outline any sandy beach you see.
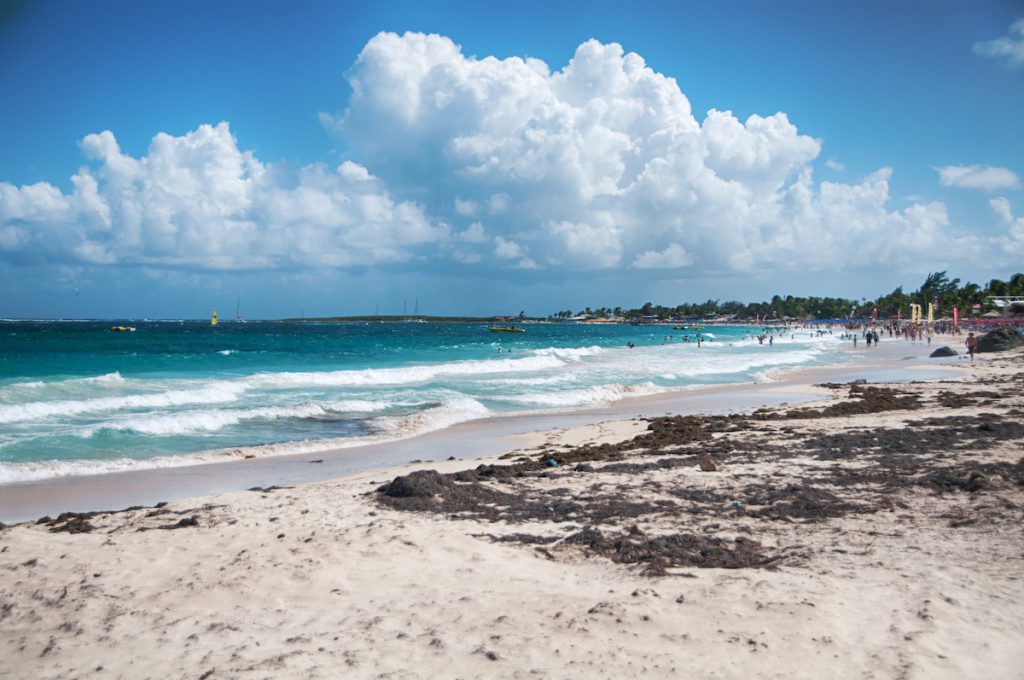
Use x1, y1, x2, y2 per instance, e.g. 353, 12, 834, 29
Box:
2, 338, 1022, 679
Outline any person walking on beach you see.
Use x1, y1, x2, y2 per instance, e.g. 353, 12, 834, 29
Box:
965, 332, 978, 361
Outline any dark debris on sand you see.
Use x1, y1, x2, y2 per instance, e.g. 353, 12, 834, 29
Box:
378, 469, 672, 524
561, 525, 779, 574
375, 366, 1024, 574
31, 502, 219, 534
754, 384, 922, 419
41, 512, 100, 534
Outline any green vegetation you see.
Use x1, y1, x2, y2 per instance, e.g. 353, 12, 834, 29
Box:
559, 272, 1024, 321
281, 272, 1024, 323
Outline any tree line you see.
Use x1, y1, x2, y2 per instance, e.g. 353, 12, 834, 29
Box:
550, 272, 1024, 321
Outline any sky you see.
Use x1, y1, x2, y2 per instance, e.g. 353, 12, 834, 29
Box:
0, 0, 1022, 319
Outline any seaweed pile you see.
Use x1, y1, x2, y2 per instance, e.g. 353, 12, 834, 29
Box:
376, 362, 1024, 575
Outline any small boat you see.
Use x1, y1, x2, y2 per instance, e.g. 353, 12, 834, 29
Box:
110, 326, 136, 332
489, 325, 525, 333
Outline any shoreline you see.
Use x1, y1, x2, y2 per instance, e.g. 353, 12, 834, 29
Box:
0, 337, 966, 524
0, 341, 1020, 678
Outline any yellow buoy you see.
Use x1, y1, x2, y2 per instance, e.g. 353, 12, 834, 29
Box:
211, 310, 218, 326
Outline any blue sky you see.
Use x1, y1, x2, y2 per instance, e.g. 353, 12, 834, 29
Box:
1, 0, 1022, 319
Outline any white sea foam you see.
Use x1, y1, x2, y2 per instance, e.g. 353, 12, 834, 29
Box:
531, 345, 604, 361
323, 399, 391, 413
0, 372, 124, 396
0, 450, 251, 484
78, 372, 126, 385
0, 396, 493, 483
2, 380, 45, 391
80, 403, 330, 436
485, 375, 571, 387
369, 395, 490, 435
78, 399, 392, 436
495, 382, 662, 408
243, 354, 569, 389
0, 382, 246, 423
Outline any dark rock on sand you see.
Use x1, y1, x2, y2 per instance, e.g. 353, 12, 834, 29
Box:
929, 346, 958, 358
977, 327, 1024, 353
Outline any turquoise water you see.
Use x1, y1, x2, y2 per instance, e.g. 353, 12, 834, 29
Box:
0, 320, 843, 482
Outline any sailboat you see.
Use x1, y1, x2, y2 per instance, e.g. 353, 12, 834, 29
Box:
211, 310, 218, 326
405, 297, 427, 323
234, 298, 247, 323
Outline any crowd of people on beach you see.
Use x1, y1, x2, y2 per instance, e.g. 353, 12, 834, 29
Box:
617, 318, 1014, 358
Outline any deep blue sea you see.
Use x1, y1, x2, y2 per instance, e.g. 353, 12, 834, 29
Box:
0, 320, 844, 483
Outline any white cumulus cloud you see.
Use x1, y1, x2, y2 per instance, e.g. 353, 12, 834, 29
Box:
991, 197, 1024, 256
3, 33, 1013, 280
0, 123, 444, 269
937, 164, 1021, 192
332, 32, 983, 274
633, 243, 694, 269
457, 222, 487, 243
974, 18, 1024, 68
454, 197, 477, 215
494, 235, 524, 259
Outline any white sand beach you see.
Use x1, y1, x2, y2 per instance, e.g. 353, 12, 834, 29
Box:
1, 340, 1022, 679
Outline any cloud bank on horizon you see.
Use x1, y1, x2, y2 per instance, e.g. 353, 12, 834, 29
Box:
1, 32, 1021, 279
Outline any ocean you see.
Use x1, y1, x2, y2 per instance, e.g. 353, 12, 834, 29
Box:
0, 320, 844, 483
